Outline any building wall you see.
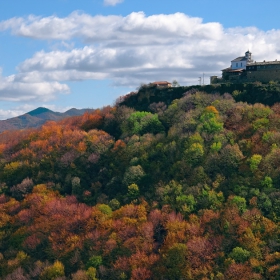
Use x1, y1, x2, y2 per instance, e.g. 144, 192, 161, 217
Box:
231, 60, 247, 70
211, 69, 280, 85
247, 69, 280, 83
210, 76, 218, 84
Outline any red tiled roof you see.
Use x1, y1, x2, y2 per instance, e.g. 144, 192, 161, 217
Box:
152, 81, 171, 85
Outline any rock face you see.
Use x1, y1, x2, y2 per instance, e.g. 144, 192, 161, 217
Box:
0, 107, 93, 132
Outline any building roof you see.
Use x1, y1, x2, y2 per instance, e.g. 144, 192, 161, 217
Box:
231, 56, 248, 62
247, 60, 280, 66
152, 81, 172, 85
222, 67, 244, 72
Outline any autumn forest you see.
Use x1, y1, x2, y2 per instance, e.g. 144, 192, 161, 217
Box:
1, 83, 280, 279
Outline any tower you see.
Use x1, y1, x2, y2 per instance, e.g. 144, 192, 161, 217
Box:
245, 50, 252, 62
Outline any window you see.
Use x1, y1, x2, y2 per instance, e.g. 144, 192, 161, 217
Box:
241, 63, 242, 67
236, 63, 238, 67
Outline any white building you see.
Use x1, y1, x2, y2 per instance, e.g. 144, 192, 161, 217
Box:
210, 51, 254, 84
231, 51, 252, 70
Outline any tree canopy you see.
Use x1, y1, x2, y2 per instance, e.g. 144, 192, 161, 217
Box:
1, 87, 280, 279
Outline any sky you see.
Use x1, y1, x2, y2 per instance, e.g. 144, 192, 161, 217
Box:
1, 0, 280, 120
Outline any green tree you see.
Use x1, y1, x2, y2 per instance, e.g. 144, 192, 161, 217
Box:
156, 180, 183, 209
40, 261, 65, 280
261, 176, 273, 188
199, 187, 225, 210
123, 165, 145, 186
249, 154, 262, 172
98, 204, 112, 216
220, 144, 244, 176
160, 243, 188, 280
258, 192, 272, 213
123, 111, 164, 135
86, 267, 98, 280
109, 198, 120, 210
188, 132, 204, 145
231, 196, 247, 213
229, 247, 250, 263
86, 256, 102, 269
211, 141, 222, 152
253, 118, 269, 130
127, 183, 140, 200
198, 106, 223, 134
232, 90, 241, 98
176, 194, 196, 214
185, 143, 204, 166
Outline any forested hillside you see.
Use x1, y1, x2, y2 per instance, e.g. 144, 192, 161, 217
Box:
1, 88, 280, 279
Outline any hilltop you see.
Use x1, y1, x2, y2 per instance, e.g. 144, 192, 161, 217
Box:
1, 85, 280, 279
119, 82, 280, 111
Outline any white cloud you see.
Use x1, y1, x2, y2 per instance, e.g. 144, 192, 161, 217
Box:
0, 12, 223, 42
104, 0, 124, 6
0, 109, 25, 120
1, 11, 280, 101
0, 69, 70, 102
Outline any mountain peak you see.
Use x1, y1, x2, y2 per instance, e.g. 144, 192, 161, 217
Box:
0, 107, 94, 133
27, 107, 54, 116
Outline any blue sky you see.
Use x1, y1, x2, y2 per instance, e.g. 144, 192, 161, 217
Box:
0, 0, 280, 119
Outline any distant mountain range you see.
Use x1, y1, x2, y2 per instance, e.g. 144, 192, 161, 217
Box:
0, 107, 93, 132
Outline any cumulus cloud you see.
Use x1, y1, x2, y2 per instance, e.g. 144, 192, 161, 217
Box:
1, 11, 280, 101
0, 12, 223, 43
0, 103, 37, 120
0, 109, 25, 120
104, 0, 124, 6
0, 68, 70, 102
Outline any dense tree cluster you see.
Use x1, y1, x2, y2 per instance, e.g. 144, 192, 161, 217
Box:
119, 82, 280, 111
1, 89, 280, 279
